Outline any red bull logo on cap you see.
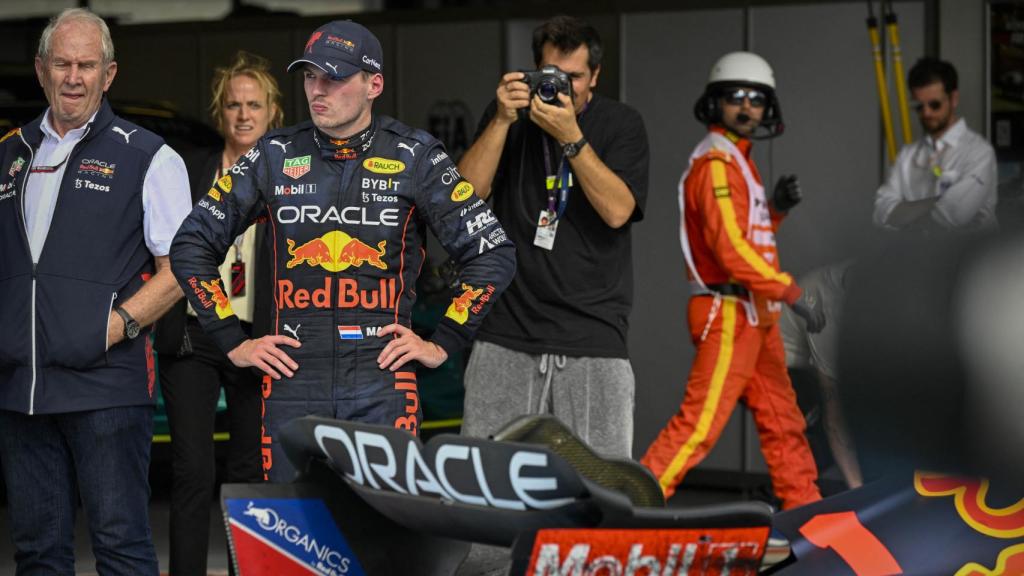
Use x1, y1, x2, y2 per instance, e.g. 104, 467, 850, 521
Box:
286, 231, 387, 272
327, 35, 356, 53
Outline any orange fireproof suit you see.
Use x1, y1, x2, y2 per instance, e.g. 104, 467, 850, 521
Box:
641, 126, 821, 510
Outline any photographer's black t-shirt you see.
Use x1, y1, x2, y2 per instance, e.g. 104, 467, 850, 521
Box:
474, 93, 649, 358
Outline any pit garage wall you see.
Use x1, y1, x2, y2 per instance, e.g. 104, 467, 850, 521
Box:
624, 2, 925, 472
98, 1, 924, 475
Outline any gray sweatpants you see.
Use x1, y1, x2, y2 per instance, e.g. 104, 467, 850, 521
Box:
461, 340, 635, 459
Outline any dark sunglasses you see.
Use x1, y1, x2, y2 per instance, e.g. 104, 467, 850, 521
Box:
723, 88, 767, 108
913, 99, 943, 113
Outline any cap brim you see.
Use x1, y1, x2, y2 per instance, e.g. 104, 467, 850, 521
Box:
287, 58, 361, 80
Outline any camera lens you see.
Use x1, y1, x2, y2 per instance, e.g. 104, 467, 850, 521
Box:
538, 81, 558, 103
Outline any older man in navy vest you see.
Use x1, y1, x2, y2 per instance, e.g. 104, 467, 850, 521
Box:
0, 8, 191, 574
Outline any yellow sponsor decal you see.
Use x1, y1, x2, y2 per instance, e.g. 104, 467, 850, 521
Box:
445, 283, 483, 325
451, 181, 475, 202
363, 157, 405, 175
200, 279, 235, 320
0, 128, 20, 144
207, 188, 221, 201
217, 174, 232, 193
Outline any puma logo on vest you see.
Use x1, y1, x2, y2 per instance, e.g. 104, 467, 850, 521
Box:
112, 127, 137, 143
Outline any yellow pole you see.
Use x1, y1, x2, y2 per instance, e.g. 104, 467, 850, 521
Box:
886, 3, 913, 145
868, 11, 897, 162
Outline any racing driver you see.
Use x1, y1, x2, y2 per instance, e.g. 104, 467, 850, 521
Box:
170, 20, 515, 481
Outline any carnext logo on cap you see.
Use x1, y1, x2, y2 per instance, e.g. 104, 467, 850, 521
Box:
225, 498, 366, 576
362, 54, 381, 70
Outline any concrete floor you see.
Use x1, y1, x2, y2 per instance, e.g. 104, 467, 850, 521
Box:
0, 499, 231, 576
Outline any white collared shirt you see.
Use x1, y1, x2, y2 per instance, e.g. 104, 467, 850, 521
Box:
24, 108, 192, 262
873, 118, 998, 231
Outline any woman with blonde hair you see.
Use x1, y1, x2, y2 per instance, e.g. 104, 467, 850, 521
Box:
154, 50, 283, 575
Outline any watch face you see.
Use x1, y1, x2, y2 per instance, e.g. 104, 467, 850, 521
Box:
126, 323, 141, 339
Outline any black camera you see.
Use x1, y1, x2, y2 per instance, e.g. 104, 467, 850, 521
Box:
521, 65, 573, 106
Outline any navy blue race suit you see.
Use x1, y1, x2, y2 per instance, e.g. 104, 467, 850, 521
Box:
170, 116, 515, 481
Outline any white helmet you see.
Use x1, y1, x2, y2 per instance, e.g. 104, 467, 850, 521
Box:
694, 51, 784, 138
707, 51, 776, 90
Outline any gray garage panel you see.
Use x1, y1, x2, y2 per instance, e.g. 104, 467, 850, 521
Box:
750, 1, 925, 275
746, 1, 925, 473
365, 23, 397, 120
394, 20, 501, 139
506, 19, 542, 71
623, 9, 745, 468
112, 31, 200, 119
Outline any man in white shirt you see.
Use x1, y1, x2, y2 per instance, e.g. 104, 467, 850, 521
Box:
874, 58, 997, 232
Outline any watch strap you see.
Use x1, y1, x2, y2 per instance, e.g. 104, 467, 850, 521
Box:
563, 136, 588, 159
114, 306, 139, 339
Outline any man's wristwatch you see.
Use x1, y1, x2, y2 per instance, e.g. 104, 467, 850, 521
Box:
114, 306, 141, 340
563, 136, 588, 159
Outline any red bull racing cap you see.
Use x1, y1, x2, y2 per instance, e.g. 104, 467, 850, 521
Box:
288, 20, 383, 80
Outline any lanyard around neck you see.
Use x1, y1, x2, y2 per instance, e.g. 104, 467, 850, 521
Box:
540, 135, 571, 225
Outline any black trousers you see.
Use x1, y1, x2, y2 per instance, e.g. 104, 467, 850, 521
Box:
159, 319, 262, 576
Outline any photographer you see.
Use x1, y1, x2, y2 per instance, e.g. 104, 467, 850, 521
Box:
458, 15, 649, 460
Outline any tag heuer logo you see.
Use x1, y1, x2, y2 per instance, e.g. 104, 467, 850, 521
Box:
8, 157, 25, 177
283, 155, 312, 180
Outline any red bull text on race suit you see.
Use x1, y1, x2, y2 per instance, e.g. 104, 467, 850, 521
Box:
280, 231, 395, 310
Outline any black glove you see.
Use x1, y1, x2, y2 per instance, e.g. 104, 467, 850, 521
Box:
790, 292, 825, 333
772, 174, 802, 212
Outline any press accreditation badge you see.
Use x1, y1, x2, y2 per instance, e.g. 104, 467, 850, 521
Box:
533, 210, 558, 250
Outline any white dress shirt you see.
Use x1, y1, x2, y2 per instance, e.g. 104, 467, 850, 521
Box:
873, 118, 998, 231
